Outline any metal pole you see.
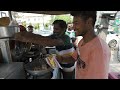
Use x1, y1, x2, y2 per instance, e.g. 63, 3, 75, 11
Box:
0, 39, 12, 63
8, 11, 13, 21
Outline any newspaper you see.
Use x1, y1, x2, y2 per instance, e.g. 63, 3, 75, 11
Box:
45, 54, 63, 69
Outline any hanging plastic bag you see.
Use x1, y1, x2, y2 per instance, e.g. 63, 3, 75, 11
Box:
45, 54, 63, 69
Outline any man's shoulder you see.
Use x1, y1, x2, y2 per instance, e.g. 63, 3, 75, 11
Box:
94, 36, 110, 51
61, 34, 71, 42
97, 36, 108, 45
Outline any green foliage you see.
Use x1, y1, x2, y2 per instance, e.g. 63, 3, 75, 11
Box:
54, 15, 72, 24
29, 23, 32, 26
22, 21, 26, 27
34, 23, 40, 30
49, 15, 72, 24
44, 23, 49, 30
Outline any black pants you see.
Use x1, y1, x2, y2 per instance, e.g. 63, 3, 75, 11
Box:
60, 63, 75, 79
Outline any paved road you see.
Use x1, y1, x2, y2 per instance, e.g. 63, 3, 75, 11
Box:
109, 50, 120, 72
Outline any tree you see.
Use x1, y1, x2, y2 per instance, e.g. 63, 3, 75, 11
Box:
49, 15, 72, 24
34, 23, 40, 30
22, 21, 26, 27
44, 23, 49, 30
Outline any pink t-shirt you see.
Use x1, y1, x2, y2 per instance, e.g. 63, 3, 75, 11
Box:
72, 36, 111, 79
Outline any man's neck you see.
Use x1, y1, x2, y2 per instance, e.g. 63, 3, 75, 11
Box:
82, 29, 96, 44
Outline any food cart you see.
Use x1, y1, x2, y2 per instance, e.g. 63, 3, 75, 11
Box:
0, 11, 70, 79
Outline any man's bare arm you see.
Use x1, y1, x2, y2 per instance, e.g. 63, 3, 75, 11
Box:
15, 32, 64, 46
56, 55, 76, 64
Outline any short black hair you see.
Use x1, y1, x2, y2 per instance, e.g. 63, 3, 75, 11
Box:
70, 11, 97, 26
52, 20, 67, 29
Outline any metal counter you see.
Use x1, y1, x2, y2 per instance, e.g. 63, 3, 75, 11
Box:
0, 62, 26, 79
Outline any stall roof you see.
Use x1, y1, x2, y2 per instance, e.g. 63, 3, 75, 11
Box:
15, 11, 71, 15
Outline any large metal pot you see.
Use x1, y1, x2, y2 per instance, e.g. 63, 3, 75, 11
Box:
0, 26, 20, 39
24, 59, 53, 76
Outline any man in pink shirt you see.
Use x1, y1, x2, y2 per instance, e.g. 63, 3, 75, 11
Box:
57, 11, 111, 79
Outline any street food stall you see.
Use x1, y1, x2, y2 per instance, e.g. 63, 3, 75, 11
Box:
0, 11, 119, 79
0, 15, 26, 79
0, 11, 71, 79
13, 11, 71, 79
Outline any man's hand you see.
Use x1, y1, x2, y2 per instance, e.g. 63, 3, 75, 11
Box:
56, 55, 63, 63
76, 56, 86, 69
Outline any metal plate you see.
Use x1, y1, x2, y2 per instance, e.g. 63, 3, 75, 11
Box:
0, 62, 26, 79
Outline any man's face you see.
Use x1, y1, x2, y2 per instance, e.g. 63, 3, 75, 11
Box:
73, 16, 88, 36
28, 27, 33, 32
53, 24, 63, 35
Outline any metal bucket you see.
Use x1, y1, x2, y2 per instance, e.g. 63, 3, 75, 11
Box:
0, 26, 20, 39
